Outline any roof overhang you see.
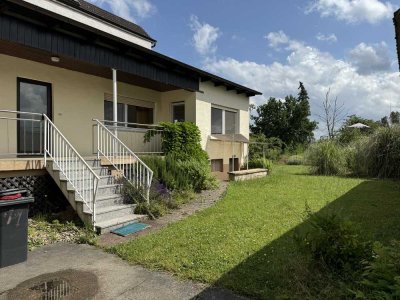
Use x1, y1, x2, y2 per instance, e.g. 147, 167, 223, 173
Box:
0, 0, 262, 97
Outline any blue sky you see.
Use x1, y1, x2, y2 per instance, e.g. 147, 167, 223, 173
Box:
89, 0, 400, 136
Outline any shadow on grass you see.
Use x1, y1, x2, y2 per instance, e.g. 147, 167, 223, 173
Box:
193, 179, 400, 300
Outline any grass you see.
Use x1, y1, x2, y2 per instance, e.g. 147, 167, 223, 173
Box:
110, 165, 400, 299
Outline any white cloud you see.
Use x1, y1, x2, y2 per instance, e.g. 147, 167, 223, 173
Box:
87, 0, 156, 22
265, 31, 290, 50
348, 42, 393, 74
316, 33, 338, 43
190, 15, 221, 56
204, 31, 400, 137
306, 0, 395, 24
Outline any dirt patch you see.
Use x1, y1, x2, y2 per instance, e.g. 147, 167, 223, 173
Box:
99, 181, 229, 247
5, 269, 99, 300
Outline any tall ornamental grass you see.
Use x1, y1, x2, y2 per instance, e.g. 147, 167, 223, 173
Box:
306, 126, 400, 179
304, 140, 347, 175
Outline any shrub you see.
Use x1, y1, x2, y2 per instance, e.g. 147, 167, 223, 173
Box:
141, 155, 217, 192
346, 137, 370, 177
304, 140, 348, 175
145, 121, 208, 161
350, 241, 400, 299
295, 210, 372, 274
135, 201, 167, 218
287, 155, 304, 165
363, 126, 400, 179
247, 158, 273, 171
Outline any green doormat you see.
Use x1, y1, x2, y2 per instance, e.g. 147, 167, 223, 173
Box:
111, 223, 150, 237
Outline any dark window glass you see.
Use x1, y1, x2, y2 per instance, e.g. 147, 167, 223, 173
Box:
104, 101, 125, 124
136, 106, 153, 124
172, 103, 185, 122
211, 108, 222, 134
211, 159, 223, 172
127, 104, 153, 125
18, 79, 51, 154
225, 111, 236, 134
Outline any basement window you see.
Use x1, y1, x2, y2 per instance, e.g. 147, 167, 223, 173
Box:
211, 159, 224, 172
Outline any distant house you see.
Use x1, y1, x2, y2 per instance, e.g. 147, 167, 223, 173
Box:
0, 0, 261, 232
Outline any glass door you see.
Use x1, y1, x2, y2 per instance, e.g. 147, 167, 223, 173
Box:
17, 78, 52, 155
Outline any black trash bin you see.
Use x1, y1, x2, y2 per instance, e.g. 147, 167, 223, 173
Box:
0, 189, 34, 268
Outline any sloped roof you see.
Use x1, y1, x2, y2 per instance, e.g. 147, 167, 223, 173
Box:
59, 0, 156, 43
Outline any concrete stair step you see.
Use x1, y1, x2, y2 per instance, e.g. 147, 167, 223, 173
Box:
94, 204, 137, 223
95, 214, 148, 234
96, 194, 127, 208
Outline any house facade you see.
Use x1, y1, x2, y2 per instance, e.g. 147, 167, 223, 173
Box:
0, 0, 260, 231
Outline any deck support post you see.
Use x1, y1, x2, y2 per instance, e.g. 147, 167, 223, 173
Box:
112, 68, 118, 157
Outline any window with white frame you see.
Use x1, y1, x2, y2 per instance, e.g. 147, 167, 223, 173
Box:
211, 107, 237, 134
172, 102, 185, 122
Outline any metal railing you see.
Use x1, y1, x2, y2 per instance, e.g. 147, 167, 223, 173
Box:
44, 115, 100, 224
95, 120, 163, 154
94, 119, 153, 203
0, 110, 44, 157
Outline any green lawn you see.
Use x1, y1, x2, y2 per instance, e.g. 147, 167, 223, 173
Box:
111, 165, 400, 299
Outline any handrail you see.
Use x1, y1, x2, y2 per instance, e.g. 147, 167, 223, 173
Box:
94, 119, 153, 203
44, 115, 100, 225
0, 110, 45, 157
95, 119, 164, 129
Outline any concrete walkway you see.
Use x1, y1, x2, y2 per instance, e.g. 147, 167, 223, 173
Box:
0, 243, 247, 300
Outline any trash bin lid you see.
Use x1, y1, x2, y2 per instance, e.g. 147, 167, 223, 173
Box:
0, 189, 28, 197
0, 197, 34, 207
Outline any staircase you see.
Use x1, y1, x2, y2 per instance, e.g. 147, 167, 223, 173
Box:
46, 158, 147, 233
43, 115, 150, 234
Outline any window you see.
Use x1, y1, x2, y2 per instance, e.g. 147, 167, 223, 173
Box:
211, 159, 223, 172
104, 100, 154, 125
211, 108, 223, 134
225, 111, 236, 134
172, 102, 185, 122
211, 107, 237, 134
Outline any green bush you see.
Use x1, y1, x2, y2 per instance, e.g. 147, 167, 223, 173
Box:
346, 137, 370, 177
362, 126, 400, 179
295, 211, 372, 274
142, 155, 217, 192
287, 155, 304, 165
145, 121, 208, 161
247, 158, 273, 170
351, 241, 400, 299
135, 201, 167, 218
305, 140, 348, 175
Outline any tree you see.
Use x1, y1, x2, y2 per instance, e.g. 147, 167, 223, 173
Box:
318, 88, 345, 139
390, 111, 400, 124
337, 115, 380, 144
251, 82, 317, 146
381, 116, 389, 127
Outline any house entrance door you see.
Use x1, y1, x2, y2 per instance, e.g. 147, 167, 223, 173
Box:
17, 78, 52, 155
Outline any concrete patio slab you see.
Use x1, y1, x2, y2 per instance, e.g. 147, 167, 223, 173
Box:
0, 243, 247, 300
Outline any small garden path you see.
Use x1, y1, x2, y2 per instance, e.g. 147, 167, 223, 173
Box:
98, 181, 229, 248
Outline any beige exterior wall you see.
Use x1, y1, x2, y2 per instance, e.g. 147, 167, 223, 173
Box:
196, 81, 250, 168
0, 54, 187, 156
0, 54, 251, 173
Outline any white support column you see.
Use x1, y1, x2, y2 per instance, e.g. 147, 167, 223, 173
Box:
112, 68, 118, 157
112, 69, 118, 126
